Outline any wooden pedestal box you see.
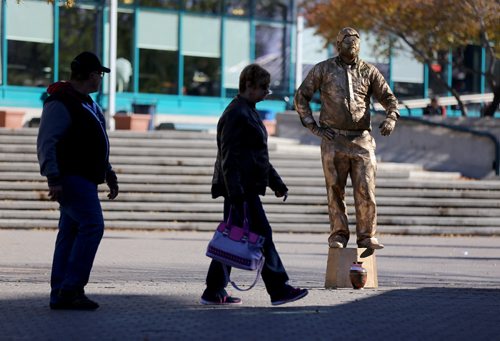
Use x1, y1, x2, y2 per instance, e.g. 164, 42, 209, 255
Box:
325, 248, 378, 289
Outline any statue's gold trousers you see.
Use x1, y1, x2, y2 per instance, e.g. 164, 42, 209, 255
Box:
320, 132, 377, 244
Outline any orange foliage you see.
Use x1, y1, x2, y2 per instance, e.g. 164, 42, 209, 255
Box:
302, 0, 499, 61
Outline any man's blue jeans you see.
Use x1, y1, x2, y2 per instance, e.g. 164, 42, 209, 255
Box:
50, 175, 104, 303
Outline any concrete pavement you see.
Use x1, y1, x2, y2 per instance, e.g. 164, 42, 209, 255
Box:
1, 230, 499, 340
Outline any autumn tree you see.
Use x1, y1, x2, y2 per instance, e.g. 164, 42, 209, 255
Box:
302, 0, 499, 117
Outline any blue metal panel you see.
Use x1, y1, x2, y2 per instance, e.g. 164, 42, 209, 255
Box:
2, 85, 287, 118
53, 2, 59, 82
133, 7, 139, 93
480, 47, 486, 94
447, 49, 452, 96
388, 41, 393, 90
288, 0, 297, 95
1, 0, 7, 88
423, 63, 429, 99
1, 86, 48, 107
220, 15, 226, 98
177, 12, 183, 95
250, 22, 255, 61
288, 22, 296, 95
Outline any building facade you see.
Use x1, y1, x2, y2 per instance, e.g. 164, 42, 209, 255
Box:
0, 0, 495, 121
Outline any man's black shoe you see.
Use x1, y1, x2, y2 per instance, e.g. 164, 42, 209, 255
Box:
50, 291, 99, 310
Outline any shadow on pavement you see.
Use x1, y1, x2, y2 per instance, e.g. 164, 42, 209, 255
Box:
0, 287, 499, 340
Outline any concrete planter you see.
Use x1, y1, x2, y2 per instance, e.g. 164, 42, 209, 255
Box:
114, 114, 151, 131
263, 119, 276, 136
0, 110, 25, 129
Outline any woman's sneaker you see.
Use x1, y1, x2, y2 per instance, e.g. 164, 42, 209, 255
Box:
271, 285, 308, 306
200, 289, 242, 305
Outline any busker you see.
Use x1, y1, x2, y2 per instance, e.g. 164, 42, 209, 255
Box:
295, 27, 400, 252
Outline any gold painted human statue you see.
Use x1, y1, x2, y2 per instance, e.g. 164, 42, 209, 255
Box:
294, 27, 399, 251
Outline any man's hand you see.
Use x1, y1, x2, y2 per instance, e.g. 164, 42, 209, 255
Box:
275, 190, 288, 202
107, 183, 119, 200
106, 170, 119, 200
306, 123, 335, 140
48, 185, 63, 201
379, 117, 396, 136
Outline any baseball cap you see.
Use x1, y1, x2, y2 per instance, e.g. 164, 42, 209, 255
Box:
336, 27, 360, 45
71, 51, 110, 74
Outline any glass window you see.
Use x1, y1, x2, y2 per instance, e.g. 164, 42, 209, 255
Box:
392, 45, 423, 84
5, 0, 54, 86
428, 51, 450, 97
182, 15, 220, 57
301, 26, 328, 80
182, 14, 221, 96
223, 19, 250, 90
359, 32, 389, 65
138, 0, 179, 9
138, 11, 178, 51
452, 45, 482, 95
184, 0, 221, 14
117, 11, 134, 92
485, 59, 499, 93
6, 0, 53, 43
59, 6, 103, 81
139, 49, 178, 94
224, 0, 249, 16
137, 11, 179, 94
184, 56, 220, 96
5, 0, 53, 86
393, 82, 424, 100
117, 12, 134, 59
392, 42, 424, 99
7, 40, 53, 87
255, 23, 289, 96
255, 0, 290, 21
0, 3, 2, 85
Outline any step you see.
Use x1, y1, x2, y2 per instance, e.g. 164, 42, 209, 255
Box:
0, 128, 499, 235
1, 201, 499, 219
0, 162, 418, 179
0, 219, 499, 235
0, 209, 497, 227
0, 172, 496, 191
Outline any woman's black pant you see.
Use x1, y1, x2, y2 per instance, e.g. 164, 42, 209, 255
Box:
205, 195, 289, 296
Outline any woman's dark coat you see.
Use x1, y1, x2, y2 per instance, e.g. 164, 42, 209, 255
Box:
211, 95, 288, 200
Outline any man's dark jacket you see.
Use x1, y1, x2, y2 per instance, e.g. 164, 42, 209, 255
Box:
40, 82, 111, 185
211, 95, 288, 200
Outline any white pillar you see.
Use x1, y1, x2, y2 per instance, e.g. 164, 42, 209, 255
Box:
107, 0, 117, 130
295, 15, 304, 90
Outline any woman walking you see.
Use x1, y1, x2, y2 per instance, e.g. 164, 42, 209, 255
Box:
201, 64, 308, 306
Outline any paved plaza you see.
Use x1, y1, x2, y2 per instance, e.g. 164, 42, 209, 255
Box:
1, 229, 499, 340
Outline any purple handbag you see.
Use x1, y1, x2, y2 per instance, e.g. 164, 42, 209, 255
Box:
206, 203, 265, 291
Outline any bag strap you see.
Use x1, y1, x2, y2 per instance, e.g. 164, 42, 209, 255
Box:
242, 202, 250, 234
228, 202, 251, 235
222, 257, 265, 292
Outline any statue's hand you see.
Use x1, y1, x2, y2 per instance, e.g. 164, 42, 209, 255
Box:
306, 123, 335, 140
379, 117, 396, 136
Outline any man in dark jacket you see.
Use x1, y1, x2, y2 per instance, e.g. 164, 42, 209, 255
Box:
37, 51, 118, 310
202, 64, 308, 306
